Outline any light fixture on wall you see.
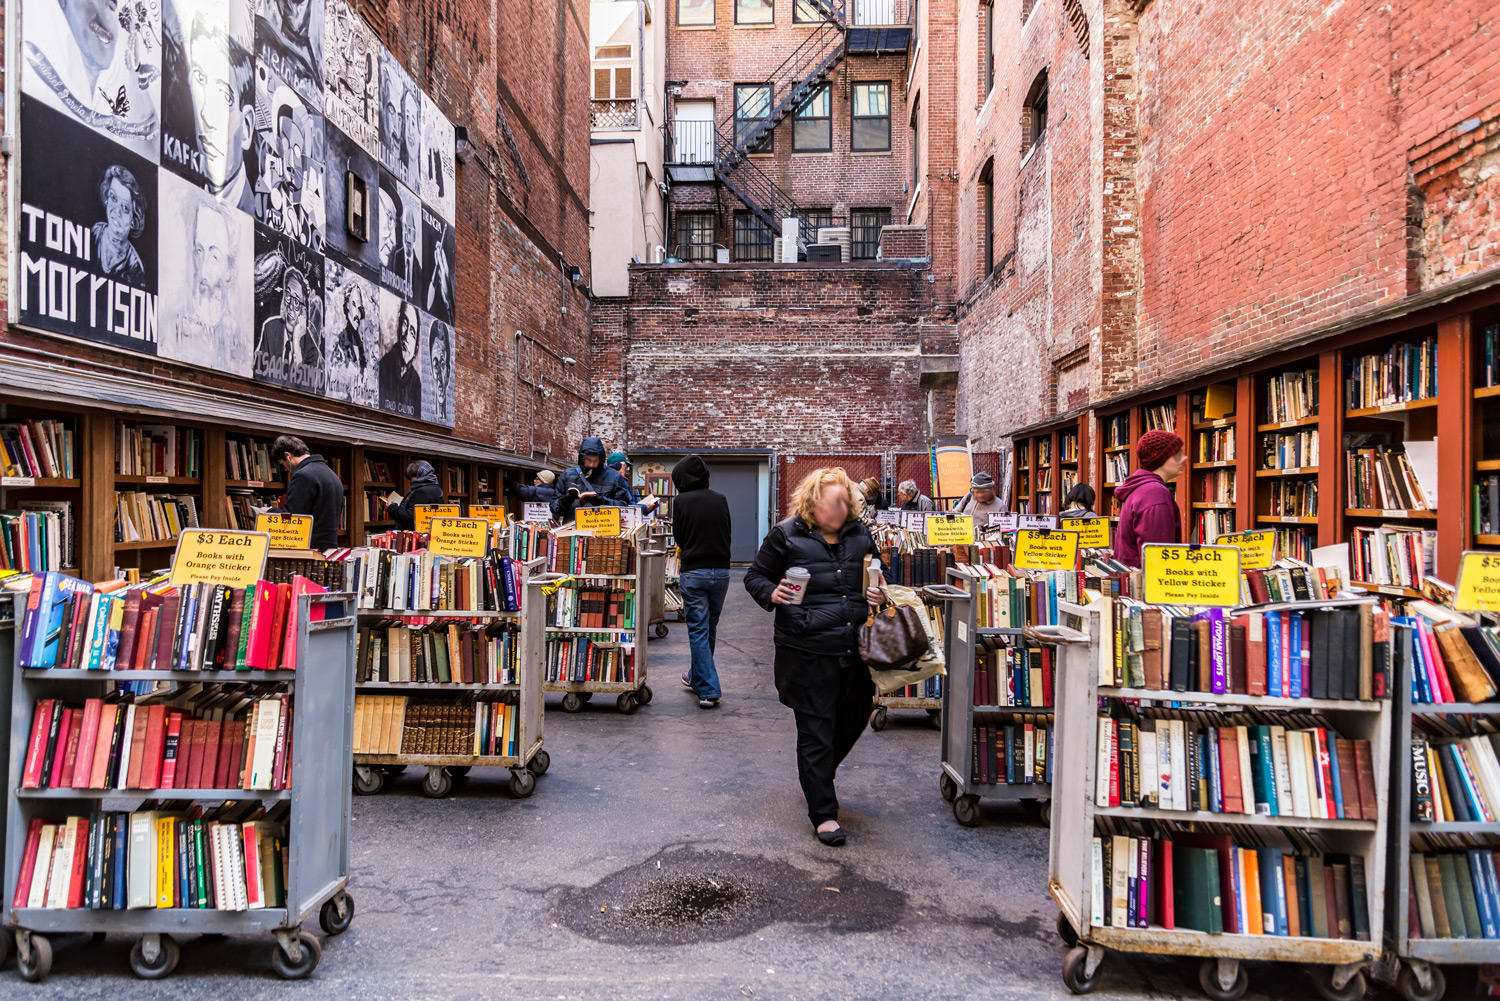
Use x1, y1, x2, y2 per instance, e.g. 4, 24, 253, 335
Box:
454, 125, 475, 164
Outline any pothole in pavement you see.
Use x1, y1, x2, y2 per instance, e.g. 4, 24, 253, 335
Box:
553, 847, 907, 945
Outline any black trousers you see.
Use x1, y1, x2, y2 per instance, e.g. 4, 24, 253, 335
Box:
786, 653, 874, 826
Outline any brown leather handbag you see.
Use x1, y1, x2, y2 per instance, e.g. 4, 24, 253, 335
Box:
859, 601, 932, 671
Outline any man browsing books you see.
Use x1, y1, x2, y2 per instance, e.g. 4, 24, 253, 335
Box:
273, 435, 345, 549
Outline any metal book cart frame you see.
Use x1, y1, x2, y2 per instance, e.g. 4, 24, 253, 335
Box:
645, 521, 677, 633
544, 549, 664, 715
934, 569, 1059, 828
1048, 595, 1391, 1001
3, 592, 358, 982
351, 558, 550, 800
1377, 643, 1500, 1001
870, 586, 944, 733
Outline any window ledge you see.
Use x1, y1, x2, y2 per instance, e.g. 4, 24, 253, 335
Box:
675, 24, 717, 29
734, 22, 777, 28
1019, 141, 1043, 170
851, 150, 892, 156
791, 150, 833, 156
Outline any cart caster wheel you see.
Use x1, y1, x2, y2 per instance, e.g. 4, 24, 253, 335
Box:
617, 692, 639, 714
421, 767, 453, 798
1057, 912, 1078, 948
17, 933, 52, 983
509, 768, 537, 798
445, 766, 471, 778
528, 749, 551, 776
655, 623, 669, 638
1061, 946, 1100, 994
1199, 959, 1248, 1001
380, 765, 407, 776
579, 691, 594, 703
953, 794, 981, 827
561, 692, 584, 712
320, 892, 355, 936
1312, 966, 1366, 1001
939, 772, 958, 803
636, 685, 654, 705
270, 931, 321, 980
1040, 801, 1052, 826
129, 934, 180, 980
352, 766, 384, 796
927, 709, 942, 731
869, 707, 888, 732
1397, 964, 1446, 1001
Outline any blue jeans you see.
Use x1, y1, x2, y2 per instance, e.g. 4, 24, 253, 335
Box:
680, 568, 729, 699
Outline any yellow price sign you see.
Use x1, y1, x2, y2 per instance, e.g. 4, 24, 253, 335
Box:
1141, 544, 1242, 607
469, 504, 509, 526
255, 512, 313, 549
1071, 517, 1111, 549
414, 504, 462, 535
170, 529, 270, 588
427, 516, 490, 558
1013, 529, 1080, 571
1455, 550, 1500, 612
925, 514, 975, 546
575, 507, 622, 535
1216, 529, 1277, 570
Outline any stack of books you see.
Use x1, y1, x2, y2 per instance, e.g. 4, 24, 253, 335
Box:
544, 635, 635, 685
1344, 337, 1438, 409
1346, 447, 1432, 511
356, 621, 520, 684
970, 711, 1051, 785
548, 582, 637, 629
0, 419, 75, 478
117, 424, 200, 478
1397, 601, 1500, 704
115, 491, 200, 542
975, 645, 1053, 707
0, 504, 75, 571
1407, 848, 1500, 939
548, 533, 635, 576
1263, 429, 1318, 469
224, 437, 281, 484
1350, 525, 1434, 589
333, 549, 524, 612
1265, 368, 1319, 423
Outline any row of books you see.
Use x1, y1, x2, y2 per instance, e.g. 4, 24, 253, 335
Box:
975, 645, 1053, 708
224, 437, 283, 484
547, 534, 635, 576
357, 621, 521, 685
21, 690, 292, 792
1409, 850, 1500, 940
544, 636, 636, 685
1476, 474, 1500, 536
1412, 735, 1500, 823
117, 424, 200, 478
115, 491, 200, 543
1060, 434, 1079, 462
351, 695, 520, 757
1034, 439, 1053, 466
1196, 428, 1235, 463
1269, 526, 1314, 563
1193, 510, 1235, 546
1398, 602, 1500, 704
19, 573, 329, 671
1199, 469, 1235, 504
970, 712, 1051, 786
0, 419, 75, 479
1142, 403, 1175, 434
1265, 479, 1318, 517
1264, 368, 1319, 424
1035, 468, 1053, 492
547, 583, 637, 629
506, 523, 551, 561
333, 548, 524, 612
1091, 821, 1371, 940
881, 674, 942, 700
1105, 414, 1130, 449
13, 811, 287, 912
1108, 601, 1386, 701
1350, 525, 1434, 589
359, 489, 391, 522
1095, 712, 1378, 821
1344, 336, 1437, 410
1346, 446, 1432, 511
0, 503, 75, 571
962, 563, 1116, 629
1240, 559, 1328, 604
1105, 452, 1129, 485
362, 458, 395, 483
1262, 429, 1318, 469
361, 529, 424, 552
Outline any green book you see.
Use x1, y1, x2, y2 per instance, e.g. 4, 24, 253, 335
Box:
1455, 853, 1484, 941
193, 820, 209, 909
235, 583, 256, 670
433, 632, 451, 683
1437, 854, 1470, 937
1307, 856, 1330, 939
1174, 846, 1223, 934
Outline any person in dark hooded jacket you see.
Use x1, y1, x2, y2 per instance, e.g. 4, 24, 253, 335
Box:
551, 436, 634, 523
1114, 430, 1185, 566
509, 469, 558, 505
387, 460, 446, 530
672, 455, 732, 707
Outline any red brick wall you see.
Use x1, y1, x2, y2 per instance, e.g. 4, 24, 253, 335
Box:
879, 225, 928, 260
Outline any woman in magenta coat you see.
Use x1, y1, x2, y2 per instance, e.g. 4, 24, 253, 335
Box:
1114, 430, 1186, 567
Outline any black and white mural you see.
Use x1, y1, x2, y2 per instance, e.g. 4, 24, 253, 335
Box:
15, 0, 459, 426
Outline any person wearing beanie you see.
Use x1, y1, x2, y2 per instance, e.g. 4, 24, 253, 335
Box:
1114, 430, 1185, 566
607, 451, 641, 504
952, 471, 1005, 516
508, 467, 560, 506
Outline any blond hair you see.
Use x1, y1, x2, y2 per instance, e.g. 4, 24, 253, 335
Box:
790, 466, 864, 526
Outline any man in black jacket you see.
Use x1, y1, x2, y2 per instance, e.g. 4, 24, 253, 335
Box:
671, 455, 731, 707
273, 435, 345, 548
509, 469, 558, 506
386, 459, 445, 530
551, 436, 633, 523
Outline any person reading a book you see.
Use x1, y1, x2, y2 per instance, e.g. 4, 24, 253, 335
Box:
744, 466, 884, 847
551, 436, 634, 523
896, 480, 934, 512
386, 460, 445, 531
273, 435, 345, 549
1115, 430, 1185, 566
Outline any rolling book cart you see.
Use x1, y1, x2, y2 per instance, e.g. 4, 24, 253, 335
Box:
3, 591, 357, 982
350, 558, 549, 800
1378, 640, 1500, 1001
935, 569, 1061, 828
871, 687, 943, 732
544, 549, 664, 715
1048, 594, 1391, 1001
646, 521, 677, 632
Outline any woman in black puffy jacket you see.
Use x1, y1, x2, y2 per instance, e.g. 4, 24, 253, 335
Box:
387, 460, 446, 530
745, 466, 882, 846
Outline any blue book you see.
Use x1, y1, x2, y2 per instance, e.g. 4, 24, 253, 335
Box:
85, 595, 118, 671
1249, 725, 1278, 815
1206, 727, 1224, 813
1326, 732, 1346, 820
22, 571, 94, 667
1266, 611, 1283, 697
111, 816, 128, 908
1004, 727, 1015, 784
1256, 847, 1290, 936
25, 512, 41, 571
177, 585, 199, 670
1288, 613, 1303, 699
1471, 851, 1500, 939
1480, 851, 1500, 939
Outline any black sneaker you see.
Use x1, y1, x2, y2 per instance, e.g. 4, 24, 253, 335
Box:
681, 673, 693, 690
698, 697, 720, 709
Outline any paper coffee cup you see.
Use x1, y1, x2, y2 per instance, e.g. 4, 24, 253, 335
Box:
784, 567, 811, 605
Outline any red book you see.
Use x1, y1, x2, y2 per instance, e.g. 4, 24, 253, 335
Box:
21, 700, 54, 789
213, 716, 239, 789
139, 705, 168, 789
65, 818, 89, 909
184, 718, 208, 789
200, 719, 223, 789
11, 818, 43, 907
1315, 729, 1337, 820
154, 591, 181, 673
1155, 838, 1175, 929
1217, 728, 1244, 815
132, 592, 165, 669
226, 718, 248, 788
159, 711, 184, 789
70, 699, 104, 788
115, 592, 143, 671
1354, 740, 1379, 822
244, 583, 278, 669
265, 583, 293, 669
124, 706, 151, 789
48, 709, 76, 789
58, 708, 84, 789
242, 825, 263, 909
1039, 647, 1054, 707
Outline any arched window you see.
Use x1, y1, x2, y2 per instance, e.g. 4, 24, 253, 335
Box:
979, 158, 995, 278
1021, 70, 1048, 156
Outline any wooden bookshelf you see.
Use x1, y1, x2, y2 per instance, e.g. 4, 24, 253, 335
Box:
1470, 307, 1500, 550
1095, 410, 1132, 522
1188, 381, 1236, 543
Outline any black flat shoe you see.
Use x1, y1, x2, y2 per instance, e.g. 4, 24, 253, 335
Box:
816, 827, 847, 846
